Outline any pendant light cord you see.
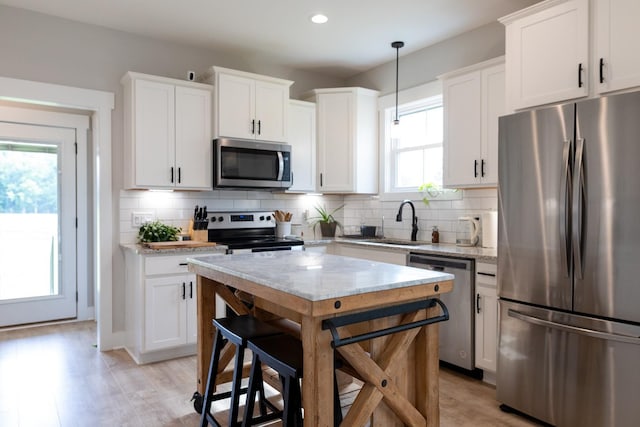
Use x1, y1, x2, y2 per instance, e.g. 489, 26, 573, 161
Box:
391, 41, 404, 125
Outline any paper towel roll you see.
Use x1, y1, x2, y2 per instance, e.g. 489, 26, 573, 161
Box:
481, 211, 498, 248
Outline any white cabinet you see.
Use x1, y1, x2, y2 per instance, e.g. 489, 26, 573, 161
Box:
594, 0, 640, 94
287, 100, 316, 192
328, 243, 407, 266
475, 262, 498, 375
124, 250, 224, 364
205, 66, 293, 143
122, 72, 212, 190
500, 0, 589, 110
441, 58, 505, 188
304, 87, 379, 194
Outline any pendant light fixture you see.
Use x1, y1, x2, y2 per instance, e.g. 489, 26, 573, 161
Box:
392, 41, 404, 126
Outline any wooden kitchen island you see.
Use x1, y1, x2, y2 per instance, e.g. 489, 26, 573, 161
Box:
188, 251, 453, 427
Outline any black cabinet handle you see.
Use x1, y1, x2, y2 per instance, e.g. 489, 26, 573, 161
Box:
178, 262, 188, 266
599, 58, 605, 84
182, 283, 186, 300
189, 282, 193, 299
481, 159, 486, 177
257, 120, 261, 135
251, 119, 255, 134
170, 167, 174, 183
474, 160, 479, 178
178, 167, 181, 184
578, 63, 584, 88
320, 173, 323, 187
476, 293, 481, 314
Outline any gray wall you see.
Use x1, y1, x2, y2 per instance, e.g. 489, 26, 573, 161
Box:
0, 4, 507, 335
347, 22, 506, 95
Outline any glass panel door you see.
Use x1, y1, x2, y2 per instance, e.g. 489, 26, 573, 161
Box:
0, 123, 76, 326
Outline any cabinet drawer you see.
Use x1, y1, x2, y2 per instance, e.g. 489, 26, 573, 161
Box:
145, 255, 192, 275
476, 262, 497, 287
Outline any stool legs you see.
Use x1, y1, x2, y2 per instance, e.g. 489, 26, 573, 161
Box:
200, 329, 225, 427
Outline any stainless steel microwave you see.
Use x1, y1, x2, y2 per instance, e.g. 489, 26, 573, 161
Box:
213, 138, 292, 189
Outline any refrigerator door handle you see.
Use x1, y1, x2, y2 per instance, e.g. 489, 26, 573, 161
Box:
572, 138, 585, 279
560, 139, 573, 277
508, 309, 640, 345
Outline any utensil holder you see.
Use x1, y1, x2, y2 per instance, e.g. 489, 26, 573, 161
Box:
276, 221, 291, 238
189, 219, 209, 242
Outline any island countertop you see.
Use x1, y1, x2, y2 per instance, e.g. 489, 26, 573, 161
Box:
187, 251, 454, 302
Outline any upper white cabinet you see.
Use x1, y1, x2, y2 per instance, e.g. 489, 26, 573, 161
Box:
594, 0, 640, 94
204, 66, 293, 143
304, 87, 379, 194
501, 0, 589, 111
122, 72, 212, 190
287, 100, 316, 193
441, 58, 505, 188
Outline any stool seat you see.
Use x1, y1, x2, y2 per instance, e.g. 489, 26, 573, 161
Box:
247, 334, 303, 380
200, 315, 284, 427
213, 316, 284, 346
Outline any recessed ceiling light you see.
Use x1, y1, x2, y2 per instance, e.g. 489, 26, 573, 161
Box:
310, 14, 328, 24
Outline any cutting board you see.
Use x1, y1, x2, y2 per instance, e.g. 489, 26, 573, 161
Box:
142, 241, 217, 249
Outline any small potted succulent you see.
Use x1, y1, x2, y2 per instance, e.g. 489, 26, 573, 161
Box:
309, 204, 344, 238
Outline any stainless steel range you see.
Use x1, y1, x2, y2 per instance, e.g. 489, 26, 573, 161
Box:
206, 210, 304, 254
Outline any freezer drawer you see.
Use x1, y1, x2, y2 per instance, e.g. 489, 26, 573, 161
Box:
497, 300, 640, 427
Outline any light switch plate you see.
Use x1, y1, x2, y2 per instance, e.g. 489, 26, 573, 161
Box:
132, 212, 154, 228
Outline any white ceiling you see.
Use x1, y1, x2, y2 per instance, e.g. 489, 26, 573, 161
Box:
1, 0, 541, 78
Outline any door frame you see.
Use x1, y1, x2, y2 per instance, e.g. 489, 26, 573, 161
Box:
0, 76, 115, 350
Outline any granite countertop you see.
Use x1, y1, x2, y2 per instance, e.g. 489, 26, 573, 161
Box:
120, 243, 228, 255
306, 238, 497, 262
187, 251, 454, 301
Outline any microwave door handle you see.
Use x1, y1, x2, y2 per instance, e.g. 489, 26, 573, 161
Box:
277, 151, 284, 181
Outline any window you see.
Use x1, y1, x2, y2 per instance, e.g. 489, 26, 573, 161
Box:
384, 94, 443, 193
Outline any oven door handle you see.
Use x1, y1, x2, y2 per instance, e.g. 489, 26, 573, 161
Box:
277, 151, 284, 181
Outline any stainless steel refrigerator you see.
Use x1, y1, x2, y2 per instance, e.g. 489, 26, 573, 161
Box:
497, 91, 640, 427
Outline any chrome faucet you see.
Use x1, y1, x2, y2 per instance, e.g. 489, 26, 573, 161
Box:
396, 199, 418, 241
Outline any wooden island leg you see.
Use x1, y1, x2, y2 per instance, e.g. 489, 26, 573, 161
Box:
196, 275, 218, 395
301, 315, 334, 427
416, 304, 440, 427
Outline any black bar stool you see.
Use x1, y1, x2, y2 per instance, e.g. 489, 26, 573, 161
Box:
200, 315, 284, 427
242, 334, 343, 427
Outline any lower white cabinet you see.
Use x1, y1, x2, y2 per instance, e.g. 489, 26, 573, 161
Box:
475, 262, 498, 375
124, 249, 224, 364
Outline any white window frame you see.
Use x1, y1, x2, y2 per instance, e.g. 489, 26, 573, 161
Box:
378, 81, 461, 203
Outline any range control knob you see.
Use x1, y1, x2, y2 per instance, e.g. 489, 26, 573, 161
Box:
259, 216, 265, 221
218, 216, 224, 222
266, 215, 271, 221
210, 217, 216, 222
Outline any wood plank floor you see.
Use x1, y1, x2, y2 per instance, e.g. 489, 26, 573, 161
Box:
0, 321, 541, 426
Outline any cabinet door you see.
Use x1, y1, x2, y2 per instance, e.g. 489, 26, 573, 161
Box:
175, 86, 212, 189
443, 71, 482, 187
144, 276, 188, 351
186, 278, 198, 344
480, 64, 505, 186
329, 244, 407, 266
287, 101, 316, 192
506, 0, 588, 109
254, 80, 289, 142
317, 92, 354, 192
134, 79, 175, 187
475, 283, 498, 372
217, 73, 255, 139
595, 0, 640, 94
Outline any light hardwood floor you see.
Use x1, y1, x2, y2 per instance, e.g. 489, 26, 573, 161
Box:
0, 321, 540, 426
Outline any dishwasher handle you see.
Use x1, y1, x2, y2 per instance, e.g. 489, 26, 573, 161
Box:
408, 253, 471, 270
427, 265, 445, 272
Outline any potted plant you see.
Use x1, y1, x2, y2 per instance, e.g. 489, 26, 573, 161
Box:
138, 220, 181, 242
309, 204, 344, 238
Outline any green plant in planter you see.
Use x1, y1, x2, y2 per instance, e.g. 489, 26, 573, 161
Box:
309, 204, 344, 237
138, 220, 182, 243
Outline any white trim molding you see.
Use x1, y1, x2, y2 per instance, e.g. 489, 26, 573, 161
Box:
0, 76, 115, 350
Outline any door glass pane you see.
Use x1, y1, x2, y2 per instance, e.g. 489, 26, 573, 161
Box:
0, 141, 59, 300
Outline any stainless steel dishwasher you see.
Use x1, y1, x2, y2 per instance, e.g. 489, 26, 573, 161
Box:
408, 253, 475, 371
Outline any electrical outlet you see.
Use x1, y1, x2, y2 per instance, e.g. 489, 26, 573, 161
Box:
132, 212, 154, 228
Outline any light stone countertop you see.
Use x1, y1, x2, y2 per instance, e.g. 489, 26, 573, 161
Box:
187, 251, 454, 301
306, 238, 497, 263
120, 243, 228, 255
